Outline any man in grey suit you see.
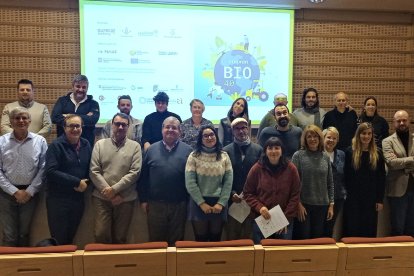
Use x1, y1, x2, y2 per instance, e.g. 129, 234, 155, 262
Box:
382, 110, 414, 236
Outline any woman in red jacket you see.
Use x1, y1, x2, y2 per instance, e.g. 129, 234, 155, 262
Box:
244, 137, 301, 244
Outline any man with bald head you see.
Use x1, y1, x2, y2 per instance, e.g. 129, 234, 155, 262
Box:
322, 92, 358, 150
382, 110, 414, 236
138, 116, 192, 245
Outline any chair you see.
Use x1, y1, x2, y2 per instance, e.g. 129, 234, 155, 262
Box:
0, 245, 82, 276
257, 238, 339, 275
337, 236, 414, 276
82, 242, 170, 276
174, 239, 256, 276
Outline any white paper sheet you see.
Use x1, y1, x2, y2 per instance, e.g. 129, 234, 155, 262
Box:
228, 200, 251, 223
255, 205, 289, 238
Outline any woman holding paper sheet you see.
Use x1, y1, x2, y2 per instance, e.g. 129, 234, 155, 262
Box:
291, 124, 334, 240
243, 137, 301, 243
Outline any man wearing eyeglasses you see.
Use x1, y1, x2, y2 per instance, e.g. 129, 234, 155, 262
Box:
100, 95, 142, 144
90, 113, 142, 244
52, 74, 100, 146
138, 116, 192, 246
223, 118, 262, 240
1, 79, 52, 138
0, 107, 47, 246
44, 114, 91, 245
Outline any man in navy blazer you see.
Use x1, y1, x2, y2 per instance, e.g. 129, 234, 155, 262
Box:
382, 110, 414, 236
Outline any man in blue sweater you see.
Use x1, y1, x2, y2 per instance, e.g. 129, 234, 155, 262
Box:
138, 117, 192, 246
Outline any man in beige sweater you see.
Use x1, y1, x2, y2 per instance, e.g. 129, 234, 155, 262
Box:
1, 79, 51, 138
90, 112, 142, 244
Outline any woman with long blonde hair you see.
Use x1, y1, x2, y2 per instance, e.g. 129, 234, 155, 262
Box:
343, 122, 385, 237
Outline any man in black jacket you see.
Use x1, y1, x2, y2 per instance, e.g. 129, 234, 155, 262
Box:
51, 74, 100, 146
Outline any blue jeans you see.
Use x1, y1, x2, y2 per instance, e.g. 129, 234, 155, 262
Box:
0, 190, 37, 246
252, 219, 293, 244
388, 191, 414, 236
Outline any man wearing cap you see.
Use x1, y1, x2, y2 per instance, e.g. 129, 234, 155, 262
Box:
223, 118, 262, 239
141, 91, 182, 151
101, 95, 142, 144
259, 103, 302, 159
257, 93, 297, 138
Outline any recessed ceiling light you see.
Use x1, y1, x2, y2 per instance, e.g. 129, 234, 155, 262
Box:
309, 0, 324, 3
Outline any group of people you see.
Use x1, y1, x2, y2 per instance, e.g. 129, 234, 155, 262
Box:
0, 76, 413, 248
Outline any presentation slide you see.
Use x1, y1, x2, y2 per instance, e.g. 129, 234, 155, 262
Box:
79, 0, 294, 124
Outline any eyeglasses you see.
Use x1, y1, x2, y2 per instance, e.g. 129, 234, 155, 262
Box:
113, 122, 129, 128
13, 116, 30, 121
65, 124, 82, 130
234, 126, 248, 131
163, 125, 179, 130
202, 133, 216, 139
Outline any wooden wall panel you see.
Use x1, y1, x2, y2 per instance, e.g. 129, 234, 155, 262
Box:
294, 19, 414, 130
0, 4, 412, 247
0, 7, 413, 141
0, 7, 79, 143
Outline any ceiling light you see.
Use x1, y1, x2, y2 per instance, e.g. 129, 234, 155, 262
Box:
309, 0, 325, 3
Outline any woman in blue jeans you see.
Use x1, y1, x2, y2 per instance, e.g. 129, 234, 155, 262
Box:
244, 137, 301, 243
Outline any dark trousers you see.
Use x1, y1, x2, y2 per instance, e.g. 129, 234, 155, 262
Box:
192, 217, 224, 242
293, 204, 328, 240
388, 191, 414, 236
0, 190, 37, 246
343, 196, 377, 237
46, 196, 84, 245
225, 214, 253, 240
147, 200, 187, 246
324, 198, 345, 238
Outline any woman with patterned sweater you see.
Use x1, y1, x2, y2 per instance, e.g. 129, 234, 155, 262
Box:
185, 125, 233, 241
